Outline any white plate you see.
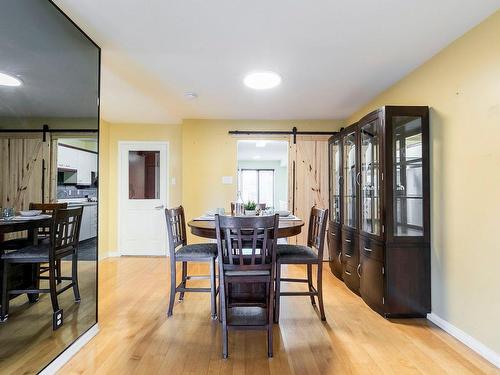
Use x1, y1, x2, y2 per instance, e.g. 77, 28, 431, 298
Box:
19, 210, 42, 217
276, 210, 291, 217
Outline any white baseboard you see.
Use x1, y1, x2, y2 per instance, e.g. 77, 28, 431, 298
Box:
39, 323, 99, 375
427, 313, 500, 368
107, 251, 120, 257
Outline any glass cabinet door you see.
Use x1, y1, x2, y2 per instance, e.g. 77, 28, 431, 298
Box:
392, 116, 424, 236
361, 120, 381, 236
343, 132, 357, 228
330, 139, 341, 223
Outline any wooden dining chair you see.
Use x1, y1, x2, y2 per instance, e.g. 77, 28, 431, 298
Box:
165, 206, 218, 318
215, 214, 280, 358
0, 202, 68, 283
275, 206, 328, 322
1, 207, 83, 330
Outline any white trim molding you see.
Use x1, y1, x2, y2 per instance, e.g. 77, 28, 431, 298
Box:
39, 323, 99, 374
427, 313, 500, 368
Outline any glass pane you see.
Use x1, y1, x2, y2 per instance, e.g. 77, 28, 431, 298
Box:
330, 140, 341, 223
393, 116, 424, 236
241, 170, 258, 203
343, 132, 357, 228
128, 151, 160, 199
361, 121, 381, 235
258, 170, 274, 207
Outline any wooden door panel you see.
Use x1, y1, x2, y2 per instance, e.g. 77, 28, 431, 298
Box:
288, 135, 329, 259
360, 254, 385, 313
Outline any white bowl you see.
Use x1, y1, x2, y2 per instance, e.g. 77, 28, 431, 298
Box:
19, 210, 42, 217
276, 210, 291, 217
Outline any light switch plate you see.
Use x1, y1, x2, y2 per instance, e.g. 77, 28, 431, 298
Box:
222, 176, 233, 184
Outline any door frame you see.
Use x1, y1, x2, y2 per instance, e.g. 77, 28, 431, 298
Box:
117, 141, 169, 256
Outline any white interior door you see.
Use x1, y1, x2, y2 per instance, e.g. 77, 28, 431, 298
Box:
119, 142, 168, 256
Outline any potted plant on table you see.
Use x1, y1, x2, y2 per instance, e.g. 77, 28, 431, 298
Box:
244, 201, 257, 216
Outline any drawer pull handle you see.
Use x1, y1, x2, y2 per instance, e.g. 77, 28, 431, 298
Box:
345, 270, 352, 275
364, 247, 372, 252
345, 239, 351, 243
357, 264, 361, 277
345, 253, 352, 258
338, 253, 341, 262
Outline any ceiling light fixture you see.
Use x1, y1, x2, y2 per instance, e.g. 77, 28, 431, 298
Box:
184, 92, 198, 100
0, 72, 22, 87
244, 71, 281, 90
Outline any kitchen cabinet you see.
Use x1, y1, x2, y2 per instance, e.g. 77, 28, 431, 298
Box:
75, 203, 97, 241
327, 106, 431, 318
327, 136, 343, 279
57, 144, 97, 185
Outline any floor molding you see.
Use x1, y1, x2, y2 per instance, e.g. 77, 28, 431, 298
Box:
39, 323, 99, 375
427, 313, 500, 368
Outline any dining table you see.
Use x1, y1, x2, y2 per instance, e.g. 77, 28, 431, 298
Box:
0, 215, 52, 303
187, 216, 304, 240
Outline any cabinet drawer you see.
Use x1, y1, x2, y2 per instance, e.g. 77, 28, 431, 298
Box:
343, 264, 360, 294
360, 237, 384, 262
341, 230, 358, 267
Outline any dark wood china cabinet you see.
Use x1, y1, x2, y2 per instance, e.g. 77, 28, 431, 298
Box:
327, 106, 430, 317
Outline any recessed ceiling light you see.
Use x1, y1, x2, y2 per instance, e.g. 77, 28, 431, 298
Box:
0, 72, 22, 87
184, 92, 198, 100
244, 71, 281, 90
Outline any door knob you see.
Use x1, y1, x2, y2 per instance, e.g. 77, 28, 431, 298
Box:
154, 205, 165, 210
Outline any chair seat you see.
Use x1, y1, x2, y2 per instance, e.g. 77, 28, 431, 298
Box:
225, 270, 270, 277
277, 244, 319, 263
1, 239, 50, 261
175, 243, 217, 260
0, 237, 32, 251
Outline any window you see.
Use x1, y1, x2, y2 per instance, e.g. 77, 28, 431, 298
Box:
128, 151, 160, 199
240, 169, 274, 207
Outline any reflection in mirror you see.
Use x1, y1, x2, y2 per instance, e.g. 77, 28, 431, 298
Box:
343, 132, 357, 228
0, 0, 99, 373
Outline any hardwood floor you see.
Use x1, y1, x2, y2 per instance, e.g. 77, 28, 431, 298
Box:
0, 260, 96, 374
59, 257, 498, 375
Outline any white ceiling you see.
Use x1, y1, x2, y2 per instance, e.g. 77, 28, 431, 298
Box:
54, 0, 500, 124
0, 0, 99, 119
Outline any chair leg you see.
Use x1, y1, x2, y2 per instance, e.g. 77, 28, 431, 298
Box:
179, 261, 187, 301
221, 279, 228, 358
48, 262, 60, 314
267, 280, 274, 358
274, 262, 281, 323
167, 259, 176, 317
27, 263, 40, 303
56, 259, 62, 284
71, 254, 81, 302
1, 261, 9, 321
307, 264, 316, 306
209, 258, 217, 319
317, 262, 326, 321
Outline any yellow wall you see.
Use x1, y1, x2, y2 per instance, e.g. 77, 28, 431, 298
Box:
347, 11, 500, 355
182, 119, 344, 242
98, 121, 182, 257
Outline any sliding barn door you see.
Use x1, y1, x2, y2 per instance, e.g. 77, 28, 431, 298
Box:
288, 135, 330, 259
0, 134, 52, 213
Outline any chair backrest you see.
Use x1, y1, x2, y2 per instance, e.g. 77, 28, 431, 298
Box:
165, 206, 187, 257
50, 207, 83, 259
306, 206, 329, 259
215, 214, 279, 273
29, 202, 68, 237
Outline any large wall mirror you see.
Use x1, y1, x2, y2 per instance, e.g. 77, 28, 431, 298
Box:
0, 0, 99, 373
